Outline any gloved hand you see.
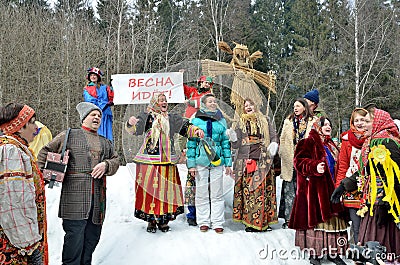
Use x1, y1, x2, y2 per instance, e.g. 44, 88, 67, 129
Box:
225, 129, 237, 142
188, 100, 196, 107
28, 248, 43, 265
267, 142, 279, 157
342, 175, 358, 192
375, 201, 390, 227
330, 184, 345, 204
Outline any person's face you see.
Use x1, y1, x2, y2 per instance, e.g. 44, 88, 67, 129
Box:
364, 113, 374, 137
18, 116, 38, 143
244, 101, 255, 114
157, 95, 168, 113
200, 81, 211, 90
305, 98, 316, 111
293, 101, 306, 116
89, 73, 99, 83
353, 113, 366, 132
204, 96, 217, 112
321, 119, 332, 136
82, 110, 102, 131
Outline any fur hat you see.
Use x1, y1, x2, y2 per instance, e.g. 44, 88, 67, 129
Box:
76, 102, 102, 123
304, 89, 320, 104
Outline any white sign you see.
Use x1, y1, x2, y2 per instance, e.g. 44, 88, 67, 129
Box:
111, 72, 184, 105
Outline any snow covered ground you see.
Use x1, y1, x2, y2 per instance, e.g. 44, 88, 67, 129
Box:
46, 164, 348, 265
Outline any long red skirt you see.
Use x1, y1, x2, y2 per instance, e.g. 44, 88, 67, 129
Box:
134, 163, 184, 223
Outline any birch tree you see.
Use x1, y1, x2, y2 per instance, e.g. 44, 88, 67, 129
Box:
353, 0, 397, 106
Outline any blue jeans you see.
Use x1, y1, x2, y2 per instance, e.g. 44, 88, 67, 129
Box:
186, 206, 196, 220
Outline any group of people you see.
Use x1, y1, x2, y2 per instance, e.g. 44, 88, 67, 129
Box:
1, 65, 400, 265
0, 67, 118, 265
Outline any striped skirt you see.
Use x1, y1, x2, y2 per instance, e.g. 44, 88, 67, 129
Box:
295, 217, 348, 256
134, 163, 184, 223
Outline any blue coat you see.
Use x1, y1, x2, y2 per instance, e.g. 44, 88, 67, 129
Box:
186, 110, 232, 169
83, 82, 114, 141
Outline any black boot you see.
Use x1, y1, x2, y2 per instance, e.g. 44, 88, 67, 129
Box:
187, 218, 197, 226
327, 255, 347, 265
28, 249, 43, 265
146, 221, 157, 233
309, 255, 321, 265
157, 221, 170, 232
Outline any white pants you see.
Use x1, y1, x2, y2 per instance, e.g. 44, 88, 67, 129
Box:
195, 166, 225, 229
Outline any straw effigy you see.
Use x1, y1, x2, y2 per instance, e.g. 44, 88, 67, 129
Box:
201, 59, 276, 114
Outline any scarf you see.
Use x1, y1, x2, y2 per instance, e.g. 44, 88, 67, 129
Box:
292, 115, 308, 145
196, 109, 222, 138
238, 112, 270, 147
147, 94, 170, 151
347, 129, 366, 149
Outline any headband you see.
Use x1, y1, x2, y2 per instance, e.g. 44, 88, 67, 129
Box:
0, 105, 35, 134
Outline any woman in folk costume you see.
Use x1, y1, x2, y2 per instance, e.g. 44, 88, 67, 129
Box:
289, 117, 348, 265
278, 98, 316, 228
332, 108, 368, 243
186, 94, 232, 234
83, 67, 114, 141
0, 103, 48, 265
332, 107, 400, 257
125, 93, 204, 233
230, 98, 279, 232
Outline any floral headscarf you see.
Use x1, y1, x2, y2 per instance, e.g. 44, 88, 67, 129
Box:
361, 108, 400, 167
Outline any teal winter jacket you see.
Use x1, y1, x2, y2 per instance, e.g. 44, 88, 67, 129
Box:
186, 110, 232, 169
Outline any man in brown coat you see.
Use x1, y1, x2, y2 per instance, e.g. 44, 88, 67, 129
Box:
38, 102, 119, 265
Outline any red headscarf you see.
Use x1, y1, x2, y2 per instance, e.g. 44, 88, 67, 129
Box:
361, 108, 400, 166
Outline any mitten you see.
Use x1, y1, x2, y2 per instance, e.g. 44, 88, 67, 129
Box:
225, 129, 237, 142
330, 184, 345, 204
342, 175, 358, 192
188, 100, 196, 107
267, 142, 279, 157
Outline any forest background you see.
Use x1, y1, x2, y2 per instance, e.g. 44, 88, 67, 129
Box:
1, 0, 399, 163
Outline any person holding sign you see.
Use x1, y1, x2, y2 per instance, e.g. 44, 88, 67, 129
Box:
186, 94, 232, 234
183, 75, 214, 119
125, 93, 204, 233
83, 67, 114, 141
182, 75, 214, 227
